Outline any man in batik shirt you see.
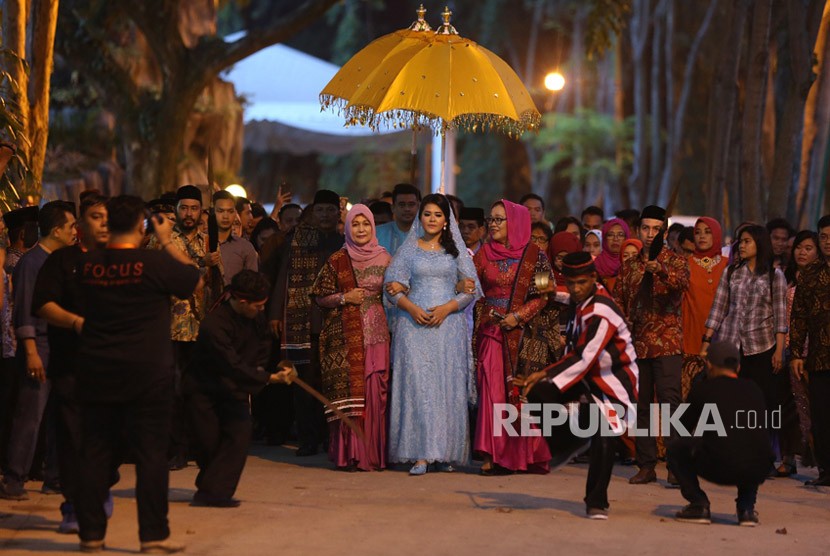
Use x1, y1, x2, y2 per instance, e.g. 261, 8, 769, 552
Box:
148, 185, 220, 469
614, 205, 689, 485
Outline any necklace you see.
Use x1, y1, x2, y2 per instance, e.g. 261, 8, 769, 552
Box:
419, 238, 442, 251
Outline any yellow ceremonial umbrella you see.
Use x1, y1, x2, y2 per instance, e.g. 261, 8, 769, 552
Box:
320, 5, 435, 183
320, 7, 540, 192
320, 5, 433, 110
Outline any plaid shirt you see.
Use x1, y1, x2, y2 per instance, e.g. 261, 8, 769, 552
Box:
705, 264, 787, 356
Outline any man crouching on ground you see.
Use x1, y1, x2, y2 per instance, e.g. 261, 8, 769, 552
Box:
185, 270, 296, 508
668, 340, 773, 526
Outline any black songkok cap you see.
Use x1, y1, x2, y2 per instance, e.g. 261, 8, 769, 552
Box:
147, 198, 175, 214
313, 189, 340, 207
2, 205, 39, 230
460, 207, 485, 222
640, 205, 666, 222
176, 185, 203, 203
562, 251, 596, 277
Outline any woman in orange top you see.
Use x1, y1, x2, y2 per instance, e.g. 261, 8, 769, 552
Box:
681, 217, 728, 398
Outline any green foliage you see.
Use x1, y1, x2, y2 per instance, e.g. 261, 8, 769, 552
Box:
456, 132, 506, 205
318, 149, 410, 201
0, 47, 32, 210
585, 0, 631, 58
529, 108, 634, 183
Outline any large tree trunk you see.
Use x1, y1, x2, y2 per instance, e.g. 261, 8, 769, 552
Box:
124, 78, 206, 198
2, 0, 30, 157
628, 0, 651, 209
726, 108, 743, 233
704, 0, 744, 218
796, 2, 830, 227
767, 0, 825, 219
740, 0, 772, 223
648, 0, 665, 204
657, 0, 718, 208
26, 0, 60, 187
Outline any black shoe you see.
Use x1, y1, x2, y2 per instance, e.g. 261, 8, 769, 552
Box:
774, 462, 796, 477
0, 479, 28, 501
168, 456, 187, 471
804, 474, 830, 486
629, 467, 656, 485
737, 509, 759, 527
41, 480, 62, 495
190, 492, 241, 508
666, 470, 680, 488
295, 445, 318, 457
675, 504, 711, 524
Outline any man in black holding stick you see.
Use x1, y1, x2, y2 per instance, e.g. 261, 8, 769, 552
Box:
185, 270, 295, 508
75, 196, 200, 554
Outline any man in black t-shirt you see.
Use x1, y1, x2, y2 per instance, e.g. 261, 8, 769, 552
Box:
33, 193, 112, 534
667, 341, 774, 527
75, 195, 200, 554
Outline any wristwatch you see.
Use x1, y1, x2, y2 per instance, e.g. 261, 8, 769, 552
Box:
339, 293, 346, 306
701, 335, 711, 344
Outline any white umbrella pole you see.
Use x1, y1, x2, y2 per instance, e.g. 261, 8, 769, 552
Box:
431, 130, 456, 195
440, 132, 446, 194
431, 132, 442, 194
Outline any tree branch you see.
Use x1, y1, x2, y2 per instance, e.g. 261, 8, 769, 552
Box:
58, 4, 143, 115
188, 0, 339, 88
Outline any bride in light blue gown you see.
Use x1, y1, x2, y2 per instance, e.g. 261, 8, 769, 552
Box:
384, 193, 481, 475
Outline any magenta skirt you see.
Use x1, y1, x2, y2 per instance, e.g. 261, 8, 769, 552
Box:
328, 344, 388, 471
474, 325, 550, 473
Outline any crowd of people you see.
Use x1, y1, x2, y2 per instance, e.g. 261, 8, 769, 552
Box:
0, 182, 828, 551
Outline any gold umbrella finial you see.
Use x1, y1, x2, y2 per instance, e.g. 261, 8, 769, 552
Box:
436, 6, 458, 35
409, 4, 432, 32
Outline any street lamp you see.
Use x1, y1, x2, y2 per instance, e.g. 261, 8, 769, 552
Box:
225, 184, 247, 198
544, 71, 565, 92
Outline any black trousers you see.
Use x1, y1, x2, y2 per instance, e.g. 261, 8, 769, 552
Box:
252, 338, 294, 444
186, 385, 252, 500
77, 382, 172, 543
52, 374, 120, 506
740, 348, 778, 418
0, 357, 19, 469
529, 381, 615, 510
775, 361, 803, 459
171, 341, 196, 461
667, 437, 759, 512
293, 336, 325, 450
52, 375, 82, 504
809, 371, 830, 473
635, 355, 682, 468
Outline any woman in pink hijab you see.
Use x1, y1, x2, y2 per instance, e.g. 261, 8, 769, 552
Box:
471, 200, 554, 474
594, 218, 630, 291
312, 204, 391, 471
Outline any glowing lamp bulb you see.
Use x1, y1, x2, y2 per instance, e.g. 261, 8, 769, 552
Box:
544, 72, 565, 92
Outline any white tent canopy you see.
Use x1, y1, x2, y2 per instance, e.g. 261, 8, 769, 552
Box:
222, 34, 455, 192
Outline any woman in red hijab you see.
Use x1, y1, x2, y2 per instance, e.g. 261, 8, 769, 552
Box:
680, 217, 727, 399
471, 200, 554, 474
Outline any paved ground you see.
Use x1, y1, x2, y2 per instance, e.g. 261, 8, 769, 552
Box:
1, 445, 828, 555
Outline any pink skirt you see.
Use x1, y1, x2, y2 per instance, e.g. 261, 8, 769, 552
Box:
328, 344, 388, 470
474, 325, 550, 473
